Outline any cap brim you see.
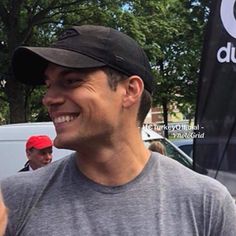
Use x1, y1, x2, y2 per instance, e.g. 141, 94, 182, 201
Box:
12, 47, 106, 85
34, 144, 53, 150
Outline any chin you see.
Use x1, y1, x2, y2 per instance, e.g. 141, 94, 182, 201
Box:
54, 136, 67, 149
54, 130, 106, 150
54, 135, 78, 150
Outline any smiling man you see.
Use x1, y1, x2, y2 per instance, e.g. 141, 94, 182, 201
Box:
1, 25, 236, 235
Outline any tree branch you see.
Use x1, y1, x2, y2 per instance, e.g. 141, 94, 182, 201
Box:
0, 3, 8, 25
31, 0, 79, 26
50, 1, 80, 11
20, 0, 84, 44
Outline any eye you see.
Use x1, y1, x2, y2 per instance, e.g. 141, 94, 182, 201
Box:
64, 77, 83, 87
66, 78, 77, 84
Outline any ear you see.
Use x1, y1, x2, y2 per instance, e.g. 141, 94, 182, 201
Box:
122, 76, 144, 108
26, 149, 31, 159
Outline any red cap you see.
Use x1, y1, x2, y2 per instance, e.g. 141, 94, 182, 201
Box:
26, 135, 53, 150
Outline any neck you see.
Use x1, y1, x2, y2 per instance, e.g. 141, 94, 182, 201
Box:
75, 128, 151, 186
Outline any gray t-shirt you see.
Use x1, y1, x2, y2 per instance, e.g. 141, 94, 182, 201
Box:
1, 152, 236, 236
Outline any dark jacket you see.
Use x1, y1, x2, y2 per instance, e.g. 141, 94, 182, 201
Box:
19, 161, 30, 172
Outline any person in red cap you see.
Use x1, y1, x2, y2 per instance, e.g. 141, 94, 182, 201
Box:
19, 135, 53, 171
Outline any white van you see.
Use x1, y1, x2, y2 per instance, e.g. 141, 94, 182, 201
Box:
0, 122, 72, 180
0, 122, 194, 180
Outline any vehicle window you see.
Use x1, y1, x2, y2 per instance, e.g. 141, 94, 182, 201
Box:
144, 139, 192, 169
159, 140, 192, 168
179, 145, 193, 158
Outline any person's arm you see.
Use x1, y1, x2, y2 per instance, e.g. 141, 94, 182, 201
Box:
211, 191, 236, 235
0, 191, 7, 236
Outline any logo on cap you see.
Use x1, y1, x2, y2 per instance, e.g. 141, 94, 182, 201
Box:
58, 29, 79, 41
220, 0, 236, 38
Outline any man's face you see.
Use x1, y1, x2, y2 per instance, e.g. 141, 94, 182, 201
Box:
26, 147, 53, 170
0, 193, 7, 236
42, 63, 125, 150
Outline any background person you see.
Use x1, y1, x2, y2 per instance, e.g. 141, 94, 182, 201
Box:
19, 135, 53, 171
148, 141, 166, 155
1, 25, 236, 235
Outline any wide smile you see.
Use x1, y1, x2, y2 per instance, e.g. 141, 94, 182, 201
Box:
53, 114, 79, 124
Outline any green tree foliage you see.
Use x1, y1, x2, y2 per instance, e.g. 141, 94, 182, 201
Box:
177, 0, 211, 124
0, 0, 128, 123
123, 0, 209, 137
0, 0, 209, 126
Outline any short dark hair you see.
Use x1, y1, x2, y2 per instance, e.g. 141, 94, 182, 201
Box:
102, 67, 152, 127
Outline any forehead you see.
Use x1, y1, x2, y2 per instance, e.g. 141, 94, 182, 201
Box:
32, 147, 52, 153
44, 63, 78, 80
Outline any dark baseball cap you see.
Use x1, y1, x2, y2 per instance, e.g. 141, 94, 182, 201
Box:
12, 25, 154, 93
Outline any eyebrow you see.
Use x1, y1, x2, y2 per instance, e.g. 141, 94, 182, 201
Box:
60, 69, 81, 76
44, 68, 89, 81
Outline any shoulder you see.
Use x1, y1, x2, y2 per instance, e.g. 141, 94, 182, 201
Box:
151, 152, 236, 230
151, 152, 233, 202
1, 154, 74, 206
1, 153, 76, 234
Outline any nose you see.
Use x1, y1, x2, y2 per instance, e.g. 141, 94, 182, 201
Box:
44, 153, 52, 162
42, 88, 64, 107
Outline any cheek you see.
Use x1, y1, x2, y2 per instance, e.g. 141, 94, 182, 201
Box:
30, 154, 42, 163
39, 156, 46, 161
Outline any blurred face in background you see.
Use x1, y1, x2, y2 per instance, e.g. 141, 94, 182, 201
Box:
0, 192, 7, 236
26, 147, 53, 170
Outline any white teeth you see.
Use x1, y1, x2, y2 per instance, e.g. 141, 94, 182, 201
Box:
54, 115, 78, 124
